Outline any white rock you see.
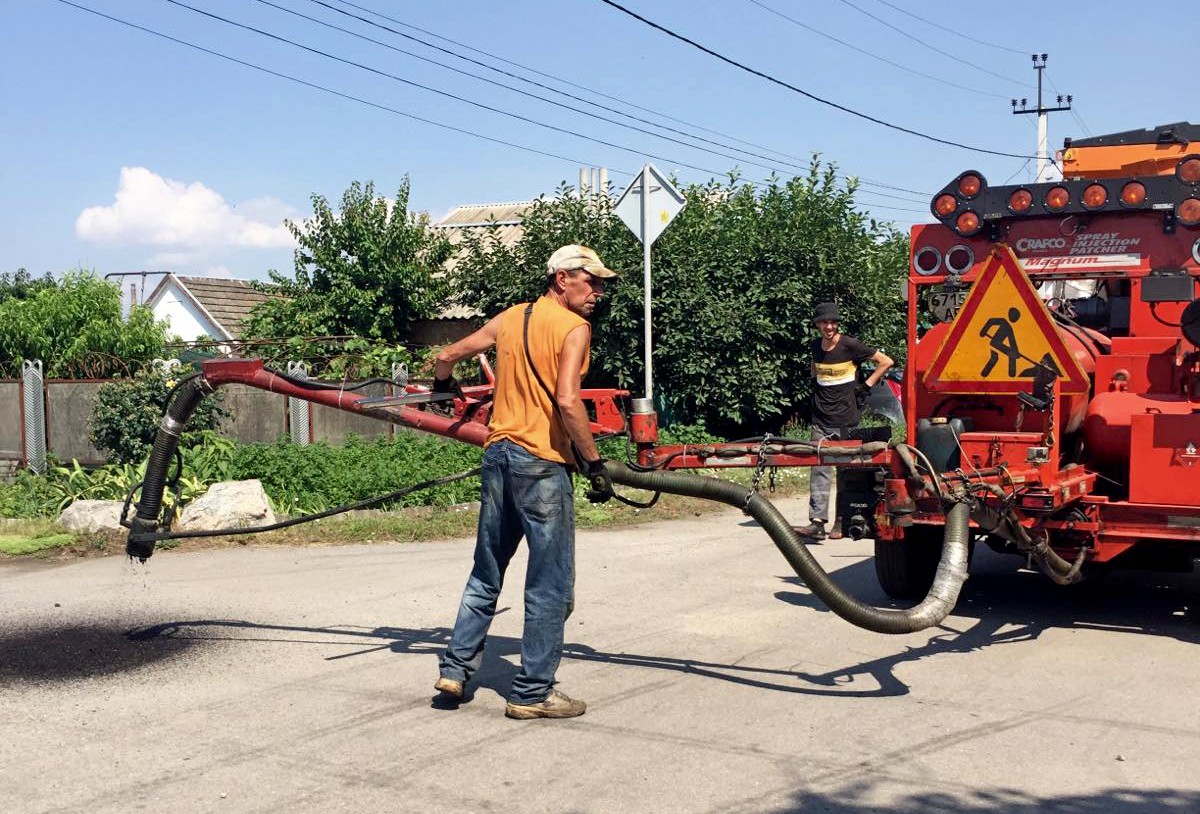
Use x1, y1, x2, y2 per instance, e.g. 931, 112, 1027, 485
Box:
56, 500, 127, 533
178, 480, 276, 532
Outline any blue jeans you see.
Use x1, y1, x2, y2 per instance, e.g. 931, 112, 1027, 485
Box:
440, 440, 576, 704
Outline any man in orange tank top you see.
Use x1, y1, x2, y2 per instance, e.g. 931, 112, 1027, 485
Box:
430, 245, 618, 719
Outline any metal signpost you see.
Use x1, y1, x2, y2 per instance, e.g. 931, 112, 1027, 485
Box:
614, 163, 686, 402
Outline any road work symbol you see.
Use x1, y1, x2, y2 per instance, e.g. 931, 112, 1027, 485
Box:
979, 308, 1064, 379
980, 308, 1022, 377
925, 246, 1087, 394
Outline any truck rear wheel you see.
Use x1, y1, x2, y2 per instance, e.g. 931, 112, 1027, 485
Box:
874, 525, 946, 600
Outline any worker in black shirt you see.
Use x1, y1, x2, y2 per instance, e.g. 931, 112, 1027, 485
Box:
794, 302, 893, 540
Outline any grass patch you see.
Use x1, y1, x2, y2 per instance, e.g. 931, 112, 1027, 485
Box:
0, 532, 76, 555
158, 465, 810, 552
0, 465, 812, 557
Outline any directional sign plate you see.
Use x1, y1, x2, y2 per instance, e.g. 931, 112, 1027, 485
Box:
925, 246, 1089, 394
614, 163, 686, 246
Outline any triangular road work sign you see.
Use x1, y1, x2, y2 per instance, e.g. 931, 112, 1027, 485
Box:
925, 245, 1089, 394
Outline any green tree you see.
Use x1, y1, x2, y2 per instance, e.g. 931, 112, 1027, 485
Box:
0, 271, 168, 378
453, 159, 909, 435
0, 268, 56, 303
244, 179, 453, 343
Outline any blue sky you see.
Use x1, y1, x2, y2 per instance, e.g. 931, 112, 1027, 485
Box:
1, 0, 1191, 284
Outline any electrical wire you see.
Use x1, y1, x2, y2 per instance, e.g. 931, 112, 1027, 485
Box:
597, 0, 1040, 160
55, 0, 929, 216
314, 0, 932, 197
324, 0, 804, 165
158, 0, 748, 178
294, 0, 815, 176
238, 0, 825, 178
866, 0, 1030, 55
831, 0, 1029, 88
745, 0, 1011, 99
51, 0, 625, 172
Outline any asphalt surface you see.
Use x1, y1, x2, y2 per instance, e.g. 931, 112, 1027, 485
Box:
2, 495, 1199, 814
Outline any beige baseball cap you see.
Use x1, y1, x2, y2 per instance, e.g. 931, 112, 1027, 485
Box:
546, 244, 619, 278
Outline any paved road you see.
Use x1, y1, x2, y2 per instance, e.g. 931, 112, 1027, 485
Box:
2, 496, 1199, 813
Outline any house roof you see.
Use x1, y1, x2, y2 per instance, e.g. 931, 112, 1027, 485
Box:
431, 201, 535, 320
145, 274, 280, 339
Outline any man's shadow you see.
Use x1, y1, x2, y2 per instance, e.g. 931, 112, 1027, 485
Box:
124, 547, 1200, 703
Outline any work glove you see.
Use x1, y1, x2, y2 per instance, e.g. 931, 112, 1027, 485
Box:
431, 374, 465, 400
855, 382, 871, 411
584, 458, 614, 504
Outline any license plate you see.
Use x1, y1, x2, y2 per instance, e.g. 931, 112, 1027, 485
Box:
928, 290, 968, 322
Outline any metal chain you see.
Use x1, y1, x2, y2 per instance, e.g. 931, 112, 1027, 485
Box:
750, 434, 772, 494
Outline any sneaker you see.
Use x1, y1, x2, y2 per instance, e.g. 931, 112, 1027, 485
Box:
792, 521, 826, 540
504, 689, 587, 720
434, 676, 464, 699
827, 528, 844, 540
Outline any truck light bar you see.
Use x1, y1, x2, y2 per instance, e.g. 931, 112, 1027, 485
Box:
930, 159, 1200, 236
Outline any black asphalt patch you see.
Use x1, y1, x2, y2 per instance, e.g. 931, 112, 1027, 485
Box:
0, 621, 208, 685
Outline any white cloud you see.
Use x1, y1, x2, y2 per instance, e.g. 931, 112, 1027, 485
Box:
76, 167, 296, 250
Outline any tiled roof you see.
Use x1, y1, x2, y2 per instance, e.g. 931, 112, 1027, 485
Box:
432, 201, 533, 268
175, 276, 279, 339
431, 201, 536, 320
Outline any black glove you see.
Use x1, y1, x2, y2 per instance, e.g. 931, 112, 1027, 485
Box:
584, 458, 614, 504
855, 382, 871, 411
431, 374, 465, 400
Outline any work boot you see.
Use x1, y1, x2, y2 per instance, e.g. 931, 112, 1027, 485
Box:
504, 689, 587, 720
792, 520, 826, 540
434, 676, 464, 699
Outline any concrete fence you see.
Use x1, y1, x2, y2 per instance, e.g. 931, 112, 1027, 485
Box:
0, 366, 399, 474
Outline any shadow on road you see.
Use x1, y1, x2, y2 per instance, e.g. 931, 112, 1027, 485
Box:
768, 545, 1200, 696
123, 545, 1200, 702
765, 785, 1200, 814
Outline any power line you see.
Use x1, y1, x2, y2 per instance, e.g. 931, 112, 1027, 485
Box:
745, 0, 1009, 99
51, 0, 624, 172
318, 0, 929, 195
597, 0, 1039, 160
326, 0, 804, 165
255, 0, 812, 177
157, 0, 743, 179
832, 0, 1029, 88
54, 0, 929, 214
866, 0, 1029, 55
1045, 71, 1091, 137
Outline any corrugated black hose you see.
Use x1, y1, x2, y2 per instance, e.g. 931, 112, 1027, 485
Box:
126, 377, 211, 561
604, 461, 971, 634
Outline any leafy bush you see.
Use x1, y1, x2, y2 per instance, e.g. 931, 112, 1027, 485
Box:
0, 270, 168, 378
454, 160, 909, 435
229, 433, 484, 515
91, 367, 228, 465
244, 179, 453, 344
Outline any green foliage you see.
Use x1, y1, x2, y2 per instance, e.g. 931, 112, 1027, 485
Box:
244, 179, 453, 345
0, 270, 168, 378
228, 433, 484, 515
0, 268, 56, 303
454, 160, 909, 435
91, 367, 228, 464
0, 469, 66, 518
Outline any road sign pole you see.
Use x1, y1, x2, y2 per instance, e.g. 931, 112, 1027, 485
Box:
641, 163, 654, 401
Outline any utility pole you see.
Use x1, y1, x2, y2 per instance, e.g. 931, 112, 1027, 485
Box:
1011, 54, 1072, 183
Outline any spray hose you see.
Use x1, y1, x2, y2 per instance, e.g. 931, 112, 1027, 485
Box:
604, 461, 972, 634
128, 378, 971, 633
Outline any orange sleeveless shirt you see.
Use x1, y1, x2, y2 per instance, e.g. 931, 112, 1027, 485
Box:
485, 296, 590, 463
